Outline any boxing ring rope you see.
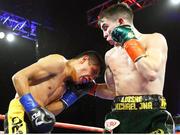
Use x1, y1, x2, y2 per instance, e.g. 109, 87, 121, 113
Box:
0, 114, 104, 133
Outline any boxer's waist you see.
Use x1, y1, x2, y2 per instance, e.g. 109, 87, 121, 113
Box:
112, 95, 167, 111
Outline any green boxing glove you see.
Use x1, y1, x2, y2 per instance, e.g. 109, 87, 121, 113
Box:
111, 25, 136, 45
111, 25, 146, 62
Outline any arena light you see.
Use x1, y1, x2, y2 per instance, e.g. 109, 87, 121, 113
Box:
0, 32, 5, 39
6, 33, 15, 42
0, 10, 39, 41
170, 0, 180, 5
0, 10, 54, 42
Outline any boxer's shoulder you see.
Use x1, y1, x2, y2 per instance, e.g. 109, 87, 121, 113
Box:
42, 54, 66, 60
143, 33, 167, 49
38, 54, 67, 64
143, 33, 165, 42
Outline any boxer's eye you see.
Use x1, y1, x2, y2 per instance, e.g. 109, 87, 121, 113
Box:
102, 23, 108, 31
92, 69, 98, 77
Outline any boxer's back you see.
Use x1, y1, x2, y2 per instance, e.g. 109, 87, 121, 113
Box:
14, 54, 68, 107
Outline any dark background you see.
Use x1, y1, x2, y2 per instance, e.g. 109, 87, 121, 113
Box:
0, 0, 180, 133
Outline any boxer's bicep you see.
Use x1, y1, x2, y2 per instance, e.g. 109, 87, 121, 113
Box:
104, 67, 115, 89
145, 33, 167, 71
141, 34, 167, 72
135, 33, 167, 80
95, 52, 115, 100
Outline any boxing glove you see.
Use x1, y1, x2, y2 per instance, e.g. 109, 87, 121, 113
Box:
111, 25, 146, 62
61, 80, 97, 108
111, 25, 136, 44
20, 93, 55, 133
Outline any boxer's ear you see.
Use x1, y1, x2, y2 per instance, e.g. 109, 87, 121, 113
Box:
80, 55, 89, 64
118, 18, 124, 25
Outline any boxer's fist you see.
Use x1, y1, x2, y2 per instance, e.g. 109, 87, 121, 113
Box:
27, 107, 55, 133
111, 25, 136, 45
66, 80, 96, 96
111, 25, 145, 62
61, 80, 97, 108
20, 93, 55, 133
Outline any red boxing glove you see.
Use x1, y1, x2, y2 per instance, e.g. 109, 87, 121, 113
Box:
123, 39, 146, 62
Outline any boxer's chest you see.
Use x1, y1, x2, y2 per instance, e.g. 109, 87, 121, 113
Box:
107, 46, 135, 74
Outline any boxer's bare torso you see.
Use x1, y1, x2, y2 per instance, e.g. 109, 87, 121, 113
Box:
13, 54, 77, 114
29, 70, 67, 107
96, 33, 167, 99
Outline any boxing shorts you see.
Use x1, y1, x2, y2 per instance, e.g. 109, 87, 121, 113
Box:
4, 98, 27, 133
104, 95, 175, 133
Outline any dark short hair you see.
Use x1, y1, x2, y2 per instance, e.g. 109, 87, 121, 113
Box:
98, 2, 133, 24
74, 50, 105, 77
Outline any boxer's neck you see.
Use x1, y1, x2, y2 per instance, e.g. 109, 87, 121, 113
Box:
65, 60, 78, 82
131, 25, 142, 40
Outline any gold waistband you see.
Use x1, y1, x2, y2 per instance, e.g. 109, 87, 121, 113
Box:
112, 95, 167, 111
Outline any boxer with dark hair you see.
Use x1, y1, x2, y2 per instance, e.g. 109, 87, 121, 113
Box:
4, 50, 103, 133
92, 2, 175, 133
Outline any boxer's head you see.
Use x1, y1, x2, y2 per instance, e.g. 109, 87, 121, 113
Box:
72, 50, 104, 84
98, 3, 133, 46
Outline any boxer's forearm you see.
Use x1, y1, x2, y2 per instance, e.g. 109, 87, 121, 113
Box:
95, 83, 115, 100
45, 100, 66, 116
135, 55, 162, 81
12, 73, 30, 97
